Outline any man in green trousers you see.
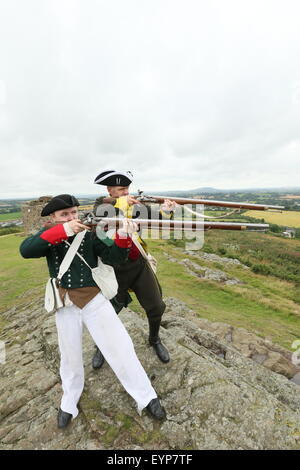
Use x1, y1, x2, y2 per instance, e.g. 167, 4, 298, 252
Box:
92, 170, 176, 369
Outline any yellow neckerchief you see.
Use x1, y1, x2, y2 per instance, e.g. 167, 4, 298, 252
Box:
113, 197, 147, 251
112, 196, 173, 251
114, 196, 134, 218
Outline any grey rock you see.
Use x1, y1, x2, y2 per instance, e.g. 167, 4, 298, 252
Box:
163, 298, 300, 380
164, 253, 243, 285
0, 296, 299, 450
184, 250, 250, 269
291, 372, 300, 385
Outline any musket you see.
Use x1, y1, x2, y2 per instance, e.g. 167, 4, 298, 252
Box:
81, 215, 269, 232
127, 191, 284, 211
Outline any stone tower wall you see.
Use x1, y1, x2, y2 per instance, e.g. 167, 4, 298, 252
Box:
21, 196, 53, 235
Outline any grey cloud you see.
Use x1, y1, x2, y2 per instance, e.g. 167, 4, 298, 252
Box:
1, 0, 300, 197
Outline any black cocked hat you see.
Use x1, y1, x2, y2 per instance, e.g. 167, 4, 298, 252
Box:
94, 170, 133, 187
41, 194, 80, 216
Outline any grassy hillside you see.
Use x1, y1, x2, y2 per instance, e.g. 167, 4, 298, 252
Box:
1, 232, 300, 350
0, 234, 48, 313
197, 229, 300, 283
131, 231, 300, 350
0, 211, 21, 221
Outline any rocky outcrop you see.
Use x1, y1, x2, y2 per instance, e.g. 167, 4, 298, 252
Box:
164, 298, 300, 380
0, 296, 300, 450
183, 250, 250, 269
164, 254, 243, 285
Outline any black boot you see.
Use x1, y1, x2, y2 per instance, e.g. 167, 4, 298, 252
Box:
146, 398, 166, 420
92, 346, 105, 370
148, 318, 170, 363
57, 408, 72, 429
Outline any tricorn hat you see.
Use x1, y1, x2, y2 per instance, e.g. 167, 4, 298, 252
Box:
41, 194, 80, 216
94, 170, 133, 187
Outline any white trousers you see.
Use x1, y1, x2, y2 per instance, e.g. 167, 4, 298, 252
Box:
55, 293, 157, 418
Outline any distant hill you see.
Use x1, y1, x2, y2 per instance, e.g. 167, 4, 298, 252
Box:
1, 187, 300, 203
142, 187, 300, 196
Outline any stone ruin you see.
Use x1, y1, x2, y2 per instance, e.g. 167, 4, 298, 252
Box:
21, 196, 53, 235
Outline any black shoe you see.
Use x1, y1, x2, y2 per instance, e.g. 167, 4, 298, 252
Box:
149, 338, 170, 363
146, 398, 166, 420
92, 347, 105, 370
57, 408, 72, 429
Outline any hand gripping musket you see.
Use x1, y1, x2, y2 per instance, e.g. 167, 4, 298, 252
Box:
129, 191, 284, 212
81, 214, 269, 232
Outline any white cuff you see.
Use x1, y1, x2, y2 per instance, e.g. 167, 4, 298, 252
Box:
63, 222, 75, 237
117, 229, 129, 237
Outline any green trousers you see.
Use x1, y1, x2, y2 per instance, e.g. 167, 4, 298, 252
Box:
113, 256, 166, 321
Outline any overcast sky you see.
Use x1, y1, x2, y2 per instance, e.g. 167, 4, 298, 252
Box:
0, 0, 300, 198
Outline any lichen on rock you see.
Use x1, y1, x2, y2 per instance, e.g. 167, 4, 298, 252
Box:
0, 296, 299, 450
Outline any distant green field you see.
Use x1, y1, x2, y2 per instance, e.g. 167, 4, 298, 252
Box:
1, 232, 300, 351
0, 234, 48, 313
244, 210, 300, 227
0, 211, 21, 221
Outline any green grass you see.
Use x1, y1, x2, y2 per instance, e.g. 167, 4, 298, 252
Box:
1, 232, 300, 351
0, 226, 23, 236
199, 230, 300, 284
0, 234, 48, 313
138, 236, 300, 350
0, 211, 21, 221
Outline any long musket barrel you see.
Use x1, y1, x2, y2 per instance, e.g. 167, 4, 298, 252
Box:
102, 194, 284, 211
135, 194, 285, 211
83, 216, 269, 232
